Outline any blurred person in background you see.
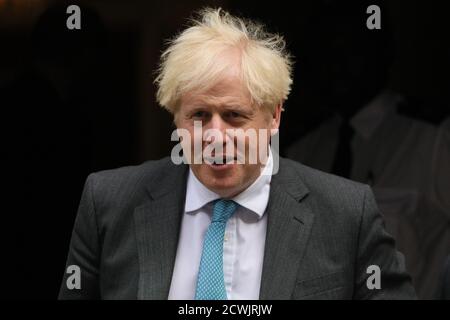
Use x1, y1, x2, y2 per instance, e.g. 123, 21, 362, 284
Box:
286, 2, 450, 299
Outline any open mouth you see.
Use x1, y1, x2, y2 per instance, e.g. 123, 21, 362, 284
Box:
204, 155, 237, 166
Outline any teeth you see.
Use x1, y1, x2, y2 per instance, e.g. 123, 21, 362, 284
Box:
205, 156, 235, 164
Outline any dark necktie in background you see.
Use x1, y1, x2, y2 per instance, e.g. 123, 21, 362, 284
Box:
331, 120, 355, 178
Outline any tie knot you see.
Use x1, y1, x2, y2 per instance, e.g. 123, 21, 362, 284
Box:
212, 199, 237, 223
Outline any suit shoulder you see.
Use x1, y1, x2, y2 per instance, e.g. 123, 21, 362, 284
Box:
85, 157, 174, 201
283, 157, 366, 189
281, 157, 370, 207
91, 157, 172, 181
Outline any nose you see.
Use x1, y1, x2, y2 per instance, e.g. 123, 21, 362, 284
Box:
208, 113, 226, 132
204, 113, 229, 146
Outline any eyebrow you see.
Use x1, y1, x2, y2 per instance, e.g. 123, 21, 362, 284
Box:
222, 104, 252, 113
185, 103, 253, 114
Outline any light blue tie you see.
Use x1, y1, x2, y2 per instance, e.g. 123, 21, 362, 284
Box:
195, 199, 238, 300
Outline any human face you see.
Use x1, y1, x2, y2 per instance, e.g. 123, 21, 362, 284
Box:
175, 72, 281, 198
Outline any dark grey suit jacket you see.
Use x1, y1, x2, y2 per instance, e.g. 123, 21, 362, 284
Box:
59, 157, 416, 299
439, 255, 450, 299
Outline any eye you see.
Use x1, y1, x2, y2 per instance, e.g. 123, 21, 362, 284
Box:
227, 111, 241, 119
192, 110, 208, 119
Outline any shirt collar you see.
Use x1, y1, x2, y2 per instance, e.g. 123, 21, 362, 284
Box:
350, 90, 403, 140
184, 148, 274, 219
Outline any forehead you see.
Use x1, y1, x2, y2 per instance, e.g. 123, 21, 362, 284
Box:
181, 74, 252, 108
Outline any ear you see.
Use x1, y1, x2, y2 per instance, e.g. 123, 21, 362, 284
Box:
270, 103, 283, 131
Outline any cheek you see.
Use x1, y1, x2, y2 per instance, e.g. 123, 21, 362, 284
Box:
175, 123, 198, 163
252, 112, 274, 131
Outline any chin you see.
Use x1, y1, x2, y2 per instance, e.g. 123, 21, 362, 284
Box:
196, 164, 245, 197
208, 180, 241, 198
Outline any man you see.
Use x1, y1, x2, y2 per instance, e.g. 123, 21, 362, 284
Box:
59, 8, 416, 299
285, 3, 450, 299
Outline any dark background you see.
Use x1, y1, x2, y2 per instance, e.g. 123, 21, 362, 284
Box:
0, 0, 448, 299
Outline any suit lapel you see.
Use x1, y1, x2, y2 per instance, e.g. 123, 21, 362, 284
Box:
259, 159, 315, 299
132, 158, 314, 300
134, 162, 188, 300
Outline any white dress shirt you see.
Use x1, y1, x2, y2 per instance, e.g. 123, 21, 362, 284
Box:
286, 90, 450, 299
168, 150, 273, 300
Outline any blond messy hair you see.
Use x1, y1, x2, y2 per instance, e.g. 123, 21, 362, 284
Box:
154, 7, 293, 114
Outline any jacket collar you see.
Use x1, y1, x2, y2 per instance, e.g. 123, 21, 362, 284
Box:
134, 157, 314, 299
